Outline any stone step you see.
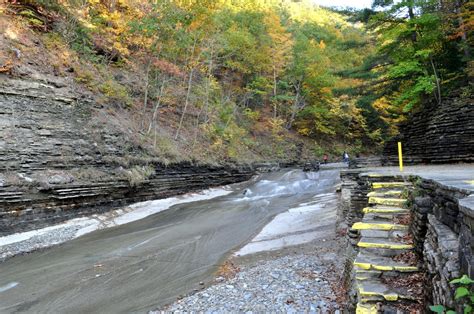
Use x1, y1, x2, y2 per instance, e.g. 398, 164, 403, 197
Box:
357, 237, 414, 250
363, 212, 408, 221
355, 269, 384, 281
357, 279, 415, 302
367, 190, 403, 198
352, 221, 408, 231
355, 302, 378, 314
359, 229, 408, 240
363, 206, 408, 214
366, 173, 408, 181
371, 182, 411, 189
368, 197, 407, 207
354, 252, 418, 273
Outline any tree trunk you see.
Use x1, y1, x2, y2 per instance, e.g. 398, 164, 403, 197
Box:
430, 57, 442, 105
455, 0, 471, 59
286, 81, 301, 129
147, 77, 167, 134
192, 47, 214, 149
175, 68, 194, 140
273, 65, 277, 119
175, 38, 198, 140
141, 60, 151, 131
407, 3, 417, 42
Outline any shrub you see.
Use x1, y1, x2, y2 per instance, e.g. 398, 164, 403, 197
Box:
430, 275, 474, 314
98, 79, 132, 106
125, 165, 155, 187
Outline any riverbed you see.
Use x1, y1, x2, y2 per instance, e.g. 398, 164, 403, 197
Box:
0, 167, 343, 313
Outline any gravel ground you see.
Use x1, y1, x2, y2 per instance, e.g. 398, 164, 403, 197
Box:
163, 239, 346, 313
0, 224, 86, 261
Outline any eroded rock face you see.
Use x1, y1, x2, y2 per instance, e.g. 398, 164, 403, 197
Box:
0, 78, 254, 235
384, 97, 474, 164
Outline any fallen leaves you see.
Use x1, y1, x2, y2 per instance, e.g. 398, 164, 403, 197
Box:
395, 233, 415, 245
216, 260, 240, 280
393, 251, 418, 266
0, 60, 13, 73
394, 213, 412, 225
381, 272, 426, 302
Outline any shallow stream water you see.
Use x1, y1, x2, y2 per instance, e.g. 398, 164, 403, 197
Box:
0, 168, 340, 313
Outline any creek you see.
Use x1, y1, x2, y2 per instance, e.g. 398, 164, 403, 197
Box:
0, 168, 341, 313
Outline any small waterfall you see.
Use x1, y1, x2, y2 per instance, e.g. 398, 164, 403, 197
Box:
239, 170, 320, 200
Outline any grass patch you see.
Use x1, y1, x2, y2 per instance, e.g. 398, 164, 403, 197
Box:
125, 165, 155, 187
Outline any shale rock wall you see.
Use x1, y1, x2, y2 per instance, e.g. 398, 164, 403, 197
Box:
0, 77, 255, 235
384, 97, 474, 164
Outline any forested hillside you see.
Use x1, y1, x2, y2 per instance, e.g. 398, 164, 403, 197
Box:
0, 0, 376, 163
343, 0, 472, 138
1, 0, 472, 164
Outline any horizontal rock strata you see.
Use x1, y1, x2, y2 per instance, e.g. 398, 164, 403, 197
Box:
384, 97, 474, 164
0, 81, 256, 235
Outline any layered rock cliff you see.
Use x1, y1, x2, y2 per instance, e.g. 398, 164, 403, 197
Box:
384, 97, 474, 164
0, 76, 255, 235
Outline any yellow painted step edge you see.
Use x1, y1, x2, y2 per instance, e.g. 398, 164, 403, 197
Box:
368, 173, 384, 178
368, 197, 407, 206
356, 275, 371, 281
367, 191, 402, 197
357, 241, 413, 250
372, 182, 408, 189
356, 302, 378, 314
363, 207, 408, 214
358, 284, 399, 301
352, 222, 408, 231
354, 261, 418, 272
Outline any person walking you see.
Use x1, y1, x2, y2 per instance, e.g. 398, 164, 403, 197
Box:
342, 151, 349, 162
323, 154, 328, 164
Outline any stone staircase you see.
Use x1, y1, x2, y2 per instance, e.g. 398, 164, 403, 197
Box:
351, 180, 423, 313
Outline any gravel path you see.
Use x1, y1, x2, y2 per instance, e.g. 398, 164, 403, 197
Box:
163, 240, 346, 313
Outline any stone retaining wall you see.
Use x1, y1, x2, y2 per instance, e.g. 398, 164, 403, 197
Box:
339, 170, 370, 227
396, 177, 473, 310
424, 214, 460, 310
399, 176, 473, 311
341, 170, 474, 312
459, 196, 474, 279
